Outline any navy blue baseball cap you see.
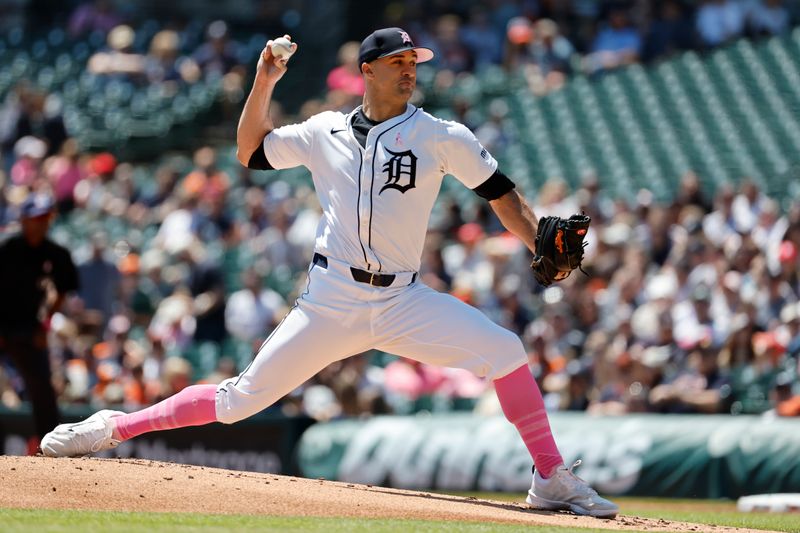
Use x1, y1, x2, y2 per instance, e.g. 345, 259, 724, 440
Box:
358, 27, 434, 71
20, 193, 55, 219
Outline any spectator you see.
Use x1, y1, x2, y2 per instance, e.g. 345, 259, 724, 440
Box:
181, 146, 231, 206
77, 232, 120, 327
122, 352, 149, 409
200, 356, 237, 385
44, 138, 84, 214
419, 236, 453, 291
239, 187, 270, 240
475, 99, 512, 155
225, 268, 287, 343
748, 0, 790, 37
193, 20, 243, 79
68, 0, 123, 38
383, 358, 486, 410
144, 30, 187, 87
461, 6, 504, 69
128, 249, 170, 321
72, 151, 117, 214
148, 287, 195, 353
649, 343, 731, 413
674, 171, 712, 213
0, 193, 79, 451
192, 20, 246, 110
644, 0, 696, 61
156, 355, 193, 401
0, 85, 68, 163
776, 240, 799, 290
526, 19, 575, 95
180, 240, 227, 345
443, 222, 493, 304
732, 179, 768, 234
87, 25, 146, 80
696, 0, 747, 48
192, 189, 235, 244
585, 8, 643, 75
703, 184, 737, 248
677, 281, 727, 343
326, 41, 365, 101
260, 202, 309, 273
10, 136, 47, 188
430, 14, 473, 73
503, 16, 535, 72
154, 192, 197, 255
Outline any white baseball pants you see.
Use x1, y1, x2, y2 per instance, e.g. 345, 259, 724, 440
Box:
215, 254, 527, 423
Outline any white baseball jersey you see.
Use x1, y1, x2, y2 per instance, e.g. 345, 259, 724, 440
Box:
262, 103, 498, 273
216, 104, 525, 425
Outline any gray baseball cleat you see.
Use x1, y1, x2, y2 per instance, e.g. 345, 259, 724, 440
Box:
526, 460, 619, 518
40, 410, 125, 457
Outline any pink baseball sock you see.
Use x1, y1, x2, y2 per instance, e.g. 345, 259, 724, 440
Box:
112, 384, 218, 441
494, 365, 563, 479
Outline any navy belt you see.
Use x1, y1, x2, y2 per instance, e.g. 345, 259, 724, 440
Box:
312, 253, 416, 287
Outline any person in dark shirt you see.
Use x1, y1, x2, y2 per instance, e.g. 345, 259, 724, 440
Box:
0, 193, 79, 449
177, 240, 227, 345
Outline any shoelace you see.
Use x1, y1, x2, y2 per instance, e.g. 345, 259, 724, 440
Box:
564, 460, 599, 496
89, 430, 110, 453
67, 418, 111, 453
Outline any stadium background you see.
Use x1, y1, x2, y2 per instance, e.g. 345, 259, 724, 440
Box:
0, 0, 799, 500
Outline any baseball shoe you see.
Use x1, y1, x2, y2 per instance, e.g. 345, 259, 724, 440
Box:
40, 410, 124, 457
526, 460, 619, 519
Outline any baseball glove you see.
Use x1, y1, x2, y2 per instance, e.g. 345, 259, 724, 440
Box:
530, 214, 591, 287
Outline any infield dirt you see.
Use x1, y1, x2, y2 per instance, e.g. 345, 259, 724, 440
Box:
0, 456, 777, 532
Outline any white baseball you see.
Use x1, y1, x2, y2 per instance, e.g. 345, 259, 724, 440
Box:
270, 37, 294, 60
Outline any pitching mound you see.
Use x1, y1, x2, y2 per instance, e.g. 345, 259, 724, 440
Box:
0, 456, 766, 531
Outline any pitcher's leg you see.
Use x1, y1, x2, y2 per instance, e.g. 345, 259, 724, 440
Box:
216, 303, 370, 423
42, 300, 370, 456
374, 284, 527, 379
42, 384, 218, 455
376, 283, 617, 517
494, 365, 562, 478
108, 303, 331, 442
113, 384, 218, 440
376, 284, 562, 471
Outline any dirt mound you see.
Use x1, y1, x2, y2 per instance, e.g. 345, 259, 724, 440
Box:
0, 456, 770, 531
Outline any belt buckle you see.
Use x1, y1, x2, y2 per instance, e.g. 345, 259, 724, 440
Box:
369, 272, 377, 286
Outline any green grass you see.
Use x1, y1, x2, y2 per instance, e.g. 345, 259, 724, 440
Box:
623, 507, 800, 533
451, 494, 800, 533
4, 497, 800, 533
605, 497, 798, 532
0, 509, 630, 533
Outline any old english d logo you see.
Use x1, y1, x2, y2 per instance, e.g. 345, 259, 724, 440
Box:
380, 148, 417, 194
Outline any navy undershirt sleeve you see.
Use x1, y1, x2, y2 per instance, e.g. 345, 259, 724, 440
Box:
247, 142, 273, 170
473, 169, 515, 200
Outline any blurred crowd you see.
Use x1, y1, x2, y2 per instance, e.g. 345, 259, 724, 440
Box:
326, 0, 799, 103
0, 0, 799, 423
1, 152, 798, 421
280, 0, 800, 116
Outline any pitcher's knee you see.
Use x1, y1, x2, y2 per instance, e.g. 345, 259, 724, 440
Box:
214, 381, 253, 425
214, 378, 282, 425
488, 330, 528, 380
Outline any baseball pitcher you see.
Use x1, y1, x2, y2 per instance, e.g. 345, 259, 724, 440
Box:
41, 28, 615, 518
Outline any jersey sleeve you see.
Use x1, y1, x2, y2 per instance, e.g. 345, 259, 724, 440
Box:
438, 121, 498, 189
262, 117, 317, 170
